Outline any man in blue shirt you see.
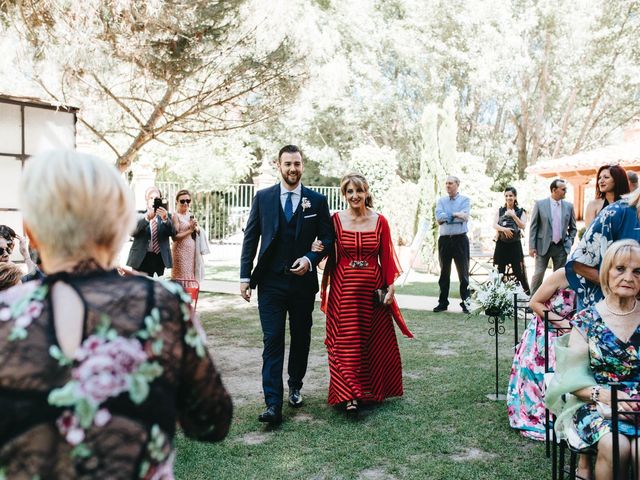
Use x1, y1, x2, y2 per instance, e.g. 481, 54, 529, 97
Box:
433, 176, 471, 313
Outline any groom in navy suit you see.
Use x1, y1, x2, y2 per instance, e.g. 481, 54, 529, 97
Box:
240, 145, 334, 424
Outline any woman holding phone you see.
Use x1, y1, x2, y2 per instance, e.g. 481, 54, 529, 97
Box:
171, 189, 200, 282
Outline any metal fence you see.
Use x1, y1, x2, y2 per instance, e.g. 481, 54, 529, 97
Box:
157, 182, 344, 244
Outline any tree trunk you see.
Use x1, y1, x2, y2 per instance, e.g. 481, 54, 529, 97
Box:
552, 88, 577, 158
116, 85, 176, 172
529, 31, 551, 165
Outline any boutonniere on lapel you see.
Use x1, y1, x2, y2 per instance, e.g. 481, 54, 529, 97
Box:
301, 197, 311, 212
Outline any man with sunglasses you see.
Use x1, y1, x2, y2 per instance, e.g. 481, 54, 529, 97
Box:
528, 179, 577, 294
126, 186, 175, 277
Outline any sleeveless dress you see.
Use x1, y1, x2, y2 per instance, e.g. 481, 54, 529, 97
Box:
0, 269, 232, 478
507, 288, 576, 440
171, 213, 196, 281
493, 206, 530, 294
571, 305, 640, 445
321, 213, 412, 405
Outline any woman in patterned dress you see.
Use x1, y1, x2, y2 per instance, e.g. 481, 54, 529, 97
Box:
553, 239, 640, 480
0, 151, 232, 479
566, 187, 640, 310
507, 268, 575, 440
171, 189, 199, 281
318, 173, 413, 414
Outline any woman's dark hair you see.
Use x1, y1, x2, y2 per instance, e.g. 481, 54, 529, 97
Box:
0, 225, 16, 245
595, 165, 630, 200
175, 189, 191, 202
503, 186, 519, 209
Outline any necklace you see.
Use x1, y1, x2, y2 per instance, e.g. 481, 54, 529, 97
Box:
605, 298, 638, 316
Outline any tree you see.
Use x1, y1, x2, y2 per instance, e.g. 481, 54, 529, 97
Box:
1, 0, 301, 171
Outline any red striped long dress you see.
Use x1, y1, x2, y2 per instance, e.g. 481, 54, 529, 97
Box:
321, 213, 413, 405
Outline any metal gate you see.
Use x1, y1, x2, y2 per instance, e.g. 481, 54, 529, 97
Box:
157, 182, 344, 244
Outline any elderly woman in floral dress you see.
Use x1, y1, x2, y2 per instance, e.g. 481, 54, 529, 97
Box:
0, 150, 232, 479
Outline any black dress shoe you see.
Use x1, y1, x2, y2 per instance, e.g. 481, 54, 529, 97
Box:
433, 304, 448, 312
288, 388, 303, 408
258, 406, 282, 424
460, 302, 470, 314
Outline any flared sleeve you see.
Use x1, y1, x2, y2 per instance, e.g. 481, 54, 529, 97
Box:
320, 214, 339, 314
379, 215, 414, 339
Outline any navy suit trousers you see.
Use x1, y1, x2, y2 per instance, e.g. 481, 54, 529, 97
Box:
257, 272, 315, 409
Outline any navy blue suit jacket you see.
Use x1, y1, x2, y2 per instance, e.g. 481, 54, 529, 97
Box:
240, 184, 334, 291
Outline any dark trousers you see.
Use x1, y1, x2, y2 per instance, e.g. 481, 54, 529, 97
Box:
138, 251, 165, 277
497, 262, 531, 295
437, 234, 470, 307
530, 242, 568, 295
257, 273, 315, 409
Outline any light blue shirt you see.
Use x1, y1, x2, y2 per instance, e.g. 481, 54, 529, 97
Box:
280, 183, 301, 212
435, 193, 471, 236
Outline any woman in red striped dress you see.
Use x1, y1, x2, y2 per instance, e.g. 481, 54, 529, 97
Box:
319, 173, 413, 414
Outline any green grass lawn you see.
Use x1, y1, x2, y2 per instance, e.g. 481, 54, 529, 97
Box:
174, 294, 548, 480
204, 263, 461, 300
396, 281, 460, 298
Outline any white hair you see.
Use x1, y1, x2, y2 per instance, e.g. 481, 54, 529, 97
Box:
446, 175, 460, 185
20, 150, 135, 262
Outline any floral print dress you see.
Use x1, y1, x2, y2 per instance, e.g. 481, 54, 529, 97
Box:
566, 201, 640, 309
0, 268, 232, 479
507, 289, 576, 440
572, 306, 640, 445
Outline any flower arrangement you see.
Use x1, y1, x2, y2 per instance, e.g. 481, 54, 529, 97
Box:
465, 271, 527, 319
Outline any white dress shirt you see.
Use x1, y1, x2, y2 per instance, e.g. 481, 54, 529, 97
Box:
280, 183, 302, 212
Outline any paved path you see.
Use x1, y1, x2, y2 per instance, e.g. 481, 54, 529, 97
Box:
200, 279, 468, 313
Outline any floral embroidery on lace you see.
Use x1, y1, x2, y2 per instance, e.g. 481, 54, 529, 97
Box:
48, 316, 164, 457
0, 284, 48, 342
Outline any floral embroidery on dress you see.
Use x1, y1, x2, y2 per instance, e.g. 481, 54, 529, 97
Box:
138, 425, 175, 480
48, 316, 163, 457
158, 279, 207, 358
0, 283, 48, 342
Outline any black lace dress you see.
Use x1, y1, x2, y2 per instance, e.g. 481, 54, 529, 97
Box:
0, 268, 232, 479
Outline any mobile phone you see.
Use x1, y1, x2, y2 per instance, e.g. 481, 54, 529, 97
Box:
153, 197, 162, 211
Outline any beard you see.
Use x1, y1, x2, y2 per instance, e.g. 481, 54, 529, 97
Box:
281, 171, 301, 186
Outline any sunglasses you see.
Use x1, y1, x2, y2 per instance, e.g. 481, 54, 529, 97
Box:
179, 199, 191, 205
0, 247, 11, 255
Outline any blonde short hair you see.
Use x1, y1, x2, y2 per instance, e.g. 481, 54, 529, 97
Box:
340, 173, 374, 208
599, 239, 640, 297
0, 262, 23, 291
20, 150, 135, 263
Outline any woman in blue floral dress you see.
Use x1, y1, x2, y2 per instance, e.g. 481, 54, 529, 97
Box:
507, 268, 575, 440
554, 240, 640, 480
0, 151, 232, 479
566, 187, 640, 310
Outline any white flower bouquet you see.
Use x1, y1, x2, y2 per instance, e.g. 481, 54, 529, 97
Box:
465, 271, 527, 319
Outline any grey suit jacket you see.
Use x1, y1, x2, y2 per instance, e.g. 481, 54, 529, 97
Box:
126, 213, 175, 270
528, 198, 577, 256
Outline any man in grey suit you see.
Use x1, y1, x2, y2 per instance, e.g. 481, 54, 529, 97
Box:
528, 179, 577, 294
126, 186, 175, 277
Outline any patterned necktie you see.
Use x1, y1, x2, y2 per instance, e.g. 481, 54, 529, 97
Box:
150, 217, 161, 254
284, 192, 294, 222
